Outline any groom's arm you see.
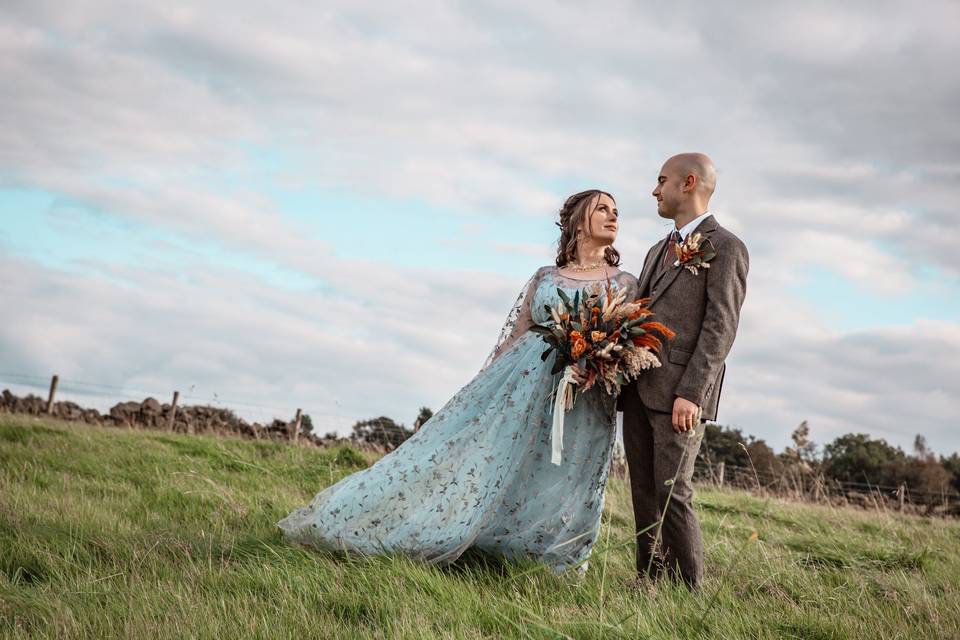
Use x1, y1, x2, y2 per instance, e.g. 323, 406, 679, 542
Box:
674, 234, 749, 408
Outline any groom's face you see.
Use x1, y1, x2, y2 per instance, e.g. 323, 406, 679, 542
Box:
652, 161, 684, 220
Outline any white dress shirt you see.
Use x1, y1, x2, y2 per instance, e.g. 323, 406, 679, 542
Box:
676, 211, 713, 242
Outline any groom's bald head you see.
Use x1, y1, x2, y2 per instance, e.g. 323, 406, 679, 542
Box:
664, 153, 716, 198
653, 152, 717, 221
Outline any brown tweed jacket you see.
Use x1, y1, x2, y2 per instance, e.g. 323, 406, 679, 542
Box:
635, 215, 749, 421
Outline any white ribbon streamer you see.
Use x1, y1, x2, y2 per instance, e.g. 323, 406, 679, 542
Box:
551, 367, 578, 465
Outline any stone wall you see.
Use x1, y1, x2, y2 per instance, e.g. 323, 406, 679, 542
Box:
0, 388, 337, 446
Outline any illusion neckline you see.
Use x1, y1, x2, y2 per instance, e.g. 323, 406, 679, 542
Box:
550, 266, 624, 282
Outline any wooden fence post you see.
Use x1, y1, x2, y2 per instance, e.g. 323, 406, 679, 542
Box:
716, 461, 725, 488
45, 375, 59, 414
898, 483, 906, 511
167, 391, 179, 431
293, 409, 302, 444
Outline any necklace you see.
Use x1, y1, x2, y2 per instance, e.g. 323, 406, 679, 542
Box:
565, 261, 607, 272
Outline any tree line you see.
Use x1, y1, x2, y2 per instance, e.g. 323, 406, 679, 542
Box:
700, 421, 960, 497
343, 411, 959, 498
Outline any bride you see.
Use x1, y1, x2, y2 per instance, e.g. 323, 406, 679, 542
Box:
278, 190, 638, 573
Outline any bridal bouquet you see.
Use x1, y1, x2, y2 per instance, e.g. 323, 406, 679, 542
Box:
531, 285, 675, 465
532, 285, 675, 395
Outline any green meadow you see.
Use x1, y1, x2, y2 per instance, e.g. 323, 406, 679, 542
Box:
2, 414, 958, 639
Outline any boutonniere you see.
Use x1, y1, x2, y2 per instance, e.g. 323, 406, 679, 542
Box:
673, 232, 717, 275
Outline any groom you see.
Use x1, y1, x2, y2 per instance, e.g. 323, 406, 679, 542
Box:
620, 153, 749, 591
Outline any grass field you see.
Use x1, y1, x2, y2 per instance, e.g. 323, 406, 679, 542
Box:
2, 414, 959, 639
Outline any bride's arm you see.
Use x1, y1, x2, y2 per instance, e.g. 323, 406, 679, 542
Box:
482, 267, 547, 368
619, 271, 640, 303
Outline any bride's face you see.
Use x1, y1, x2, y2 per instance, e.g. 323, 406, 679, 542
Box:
581, 193, 618, 246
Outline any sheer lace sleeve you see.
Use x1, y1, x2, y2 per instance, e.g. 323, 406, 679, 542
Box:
482, 267, 548, 369
615, 270, 639, 301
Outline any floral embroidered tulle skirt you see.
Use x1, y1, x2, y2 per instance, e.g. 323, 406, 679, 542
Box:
277, 332, 618, 573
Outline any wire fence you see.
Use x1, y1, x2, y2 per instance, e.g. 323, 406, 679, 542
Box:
688, 459, 959, 513
605, 445, 958, 516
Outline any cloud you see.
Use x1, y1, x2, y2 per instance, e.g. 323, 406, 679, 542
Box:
1, 1, 958, 452
0, 251, 522, 430
729, 273, 960, 452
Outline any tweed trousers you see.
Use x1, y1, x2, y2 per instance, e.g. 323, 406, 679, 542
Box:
621, 384, 705, 590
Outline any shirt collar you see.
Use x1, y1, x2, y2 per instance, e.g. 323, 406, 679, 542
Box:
676, 212, 712, 241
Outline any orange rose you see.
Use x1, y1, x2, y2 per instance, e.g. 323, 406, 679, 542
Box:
571, 339, 587, 360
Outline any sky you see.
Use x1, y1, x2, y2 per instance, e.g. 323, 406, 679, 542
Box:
1, 1, 958, 454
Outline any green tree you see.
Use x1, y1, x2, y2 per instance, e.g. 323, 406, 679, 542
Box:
700, 423, 750, 467
413, 407, 434, 432
350, 416, 413, 448
941, 453, 960, 494
821, 433, 905, 486
299, 413, 314, 436
699, 423, 780, 477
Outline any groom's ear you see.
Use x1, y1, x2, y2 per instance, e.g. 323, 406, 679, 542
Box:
682, 173, 698, 193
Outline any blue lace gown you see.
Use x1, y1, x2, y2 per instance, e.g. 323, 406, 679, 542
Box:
278, 267, 638, 573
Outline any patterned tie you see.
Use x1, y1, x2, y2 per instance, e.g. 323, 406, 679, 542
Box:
661, 230, 681, 269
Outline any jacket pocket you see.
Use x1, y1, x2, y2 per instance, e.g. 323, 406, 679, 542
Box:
668, 347, 694, 365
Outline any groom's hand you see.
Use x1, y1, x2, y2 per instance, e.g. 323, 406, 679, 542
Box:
672, 397, 701, 433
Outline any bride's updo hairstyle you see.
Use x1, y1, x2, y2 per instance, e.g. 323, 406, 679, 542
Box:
555, 189, 622, 268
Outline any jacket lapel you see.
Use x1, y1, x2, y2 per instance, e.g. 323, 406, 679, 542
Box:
649, 242, 675, 290
638, 237, 669, 296
649, 214, 718, 307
